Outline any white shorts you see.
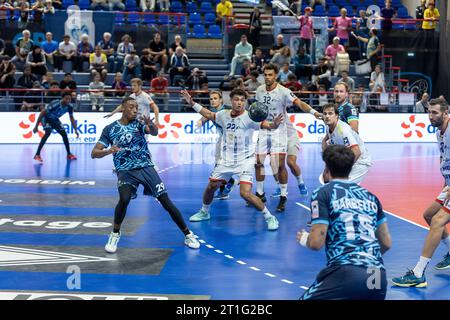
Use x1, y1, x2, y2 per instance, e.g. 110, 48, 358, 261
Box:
319, 162, 370, 185
215, 140, 221, 164
435, 187, 450, 213
209, 158, 255, 185
287, 133, 300, 157
256, 130, 287, 155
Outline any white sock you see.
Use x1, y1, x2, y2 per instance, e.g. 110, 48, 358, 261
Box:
201, 203, 210, 213
413, 256, 431, 278
280, 184, 288, 197
295, 174, 304, 184
262, 206, 272, 219
256, 181, 265, 195
443, 235, 450, 254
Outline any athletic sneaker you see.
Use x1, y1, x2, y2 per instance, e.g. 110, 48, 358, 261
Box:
184, 232, 200, 249
33, 155, 43, 163
221, 181, 235, 199
265, 215, 279, 231
277, 196, 287, 212
299, 183, 308, 196
214, 190, 226, 199
391, 270, 427, 288
435, 253, 450, 270
105, 231, 121, 253
189, 209, 210, 222
271, 187, 281, 198
67, 154, 77, 160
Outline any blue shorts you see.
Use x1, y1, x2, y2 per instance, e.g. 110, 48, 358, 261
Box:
42, 117, 64, 133
117, 166, 167, 199
300, 264, 387, 300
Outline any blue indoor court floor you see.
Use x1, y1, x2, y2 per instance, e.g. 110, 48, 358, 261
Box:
0, 142, 448, 300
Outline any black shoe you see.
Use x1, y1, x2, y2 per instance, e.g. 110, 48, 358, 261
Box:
276, 196, 287, 212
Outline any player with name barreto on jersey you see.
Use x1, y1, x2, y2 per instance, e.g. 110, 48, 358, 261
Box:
392, 97, 450, 288
298, 144, 391, 300
182, 88, 283, 231
91, 97, 200, 252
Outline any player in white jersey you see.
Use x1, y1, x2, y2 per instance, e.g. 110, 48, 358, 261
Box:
255, 63, 322, 212
321, 103, 372, 184
271, 119, 308, 197
392, 98, 450, 288
105, 78, 160, 127
181, 88, 283, 231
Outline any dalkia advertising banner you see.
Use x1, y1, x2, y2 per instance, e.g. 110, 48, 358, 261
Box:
0, 112, 438, 144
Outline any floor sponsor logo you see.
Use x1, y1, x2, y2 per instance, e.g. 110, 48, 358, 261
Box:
0, 215, 146, 235
0, 179, 96, 186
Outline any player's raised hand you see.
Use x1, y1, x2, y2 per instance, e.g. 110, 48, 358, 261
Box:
273, 113, 284, 128
32, 126, 38, 134
180, 90, 195, 106
109, 145, 121, 154
103, 113, 113, 119
314, 112, 323, 120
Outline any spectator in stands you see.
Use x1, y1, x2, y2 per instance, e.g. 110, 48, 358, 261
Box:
269, 34, 286, 59
289, 1, 302, 15
111, 72, 127, 97
244, 70, 262, 92
351, 84, 368, 112
40, 71, 53, 89
414, 92, 429, 112
90, 45, 108, 82
77, 34, 94, 72
277, 62, 293, 85
41, 32, 58, 72
31, 0, 45, 24
293, 46, 312, 81
169, 46, 190, 86
0, 58, 16, 92
186, 67, 208, 91
380, 0, 396, 32
12, 29, 34, 72
89, 73, 105, 111
325, 36, 345, 68
151, 71, 169, 111
43, 0, 55, 16
355, 10, 369, 59
235, 78, 245, 91
297, 6, 314, 55
248, 7, 262, 49
57, 35, 76, 73
251, 47, 265, 73
18, 2, 30, 29
90, 0, 108, 10
284, 73, 302, 95
51, 0, 62, 9
59, 72, 77, 95
0, 0, 13, 27
26, 45, 47, 79
354, 28, 381, 72
159, 0, 169, 12
422, 1, 439, 32
229, 34, 253, 78
123, 49, 140, 84
168, 34, 186, 58
148, 32, 168, 72
0, 38, 4, 59
97, 32, 115, 73
141, 49, 157, 84
216, 0, 233, 25
337, 70, 355, 92
21, 80, 43, 111
108, 0, 125, 10
309, 0, 325, 8
116, 34, 134, 73
369, 64, 385, 92
239, 58, 252, 81
270, 46, 291, 69
45, 80, 61, 103
415, 0, 426, 23
17, 65, 37, 89
312, 57, 331, 90
328, 8, 352, 47
316, 84, 329, 110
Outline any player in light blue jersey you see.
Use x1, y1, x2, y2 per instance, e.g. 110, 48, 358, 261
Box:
297, 145, 391, 300
91, 97, 200, 253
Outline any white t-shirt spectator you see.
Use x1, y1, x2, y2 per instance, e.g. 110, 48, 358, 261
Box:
59, 41, 76, 55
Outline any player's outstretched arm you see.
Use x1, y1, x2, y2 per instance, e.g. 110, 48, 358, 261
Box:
91, 143, 121, 159
181, 90, 215, 121
295, 99, 322, 119
149, 102, 160, 127
375, 223, 392, 254
142, 115, 158, 136
33, 109, 47, 134
104, 104, 123, 118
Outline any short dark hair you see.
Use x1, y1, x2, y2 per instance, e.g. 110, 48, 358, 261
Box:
250, 70, 259, 78
122, 97, 136, 106
322, 145, 355, 178
322, 103, 339, 115
263, 63, 279, 75
429, 98, 449, 112
287, 73, 297, 81
230, 88, 247, 99
64, 72, 72, 77
61, 91, 72, 98
49, 80, 59, 86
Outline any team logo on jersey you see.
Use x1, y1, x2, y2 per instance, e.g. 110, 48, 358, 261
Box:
311, 200, 319, 219
401, 115, 426, 138
19, 113, 44, 139
289, 115, 306, 139
157, 114, 182, 139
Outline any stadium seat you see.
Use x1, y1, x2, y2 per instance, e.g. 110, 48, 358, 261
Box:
335, 0, 348, 7
208, 25, 222, 38
78, 0, 90, 10
362, 0, 373, 6
328, 5, 340, 17
125, 0, 138, 11
344, 6, 354, 16
349, 0, 361, 7
188, 12, 202, 25
62, 0, 74, 8
127, 13, 140, 25
396, 7, 409, 19
203, 13, 216, 25
192, 24, 206, 38
158, 14, 169, 25
115, 12, 126, 25
186, 2, 197, 13
199, 1, 214, 14
171, 1, 183, 13
143, 13, 156, 25
356, 6, 366, 14
172, 14, 187, 25
312, 5, 326, 16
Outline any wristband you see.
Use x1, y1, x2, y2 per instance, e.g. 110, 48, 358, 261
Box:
309, 109, 317, 116
299, 231, 309, 247
193, 103, 203, 113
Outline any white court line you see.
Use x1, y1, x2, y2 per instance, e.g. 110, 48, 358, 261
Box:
214, 249, 224, 254
299, 286, 309, 290
249, 266, 260, 271
264, 273, 276, 278
198, 240, 206, 244
224, 255, 234, 259
205, 244, 214, 249
281, 279, 294, 285
236, 260, 247, 265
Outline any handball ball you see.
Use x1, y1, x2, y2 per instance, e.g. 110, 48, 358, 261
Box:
248, 101, 269, 122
